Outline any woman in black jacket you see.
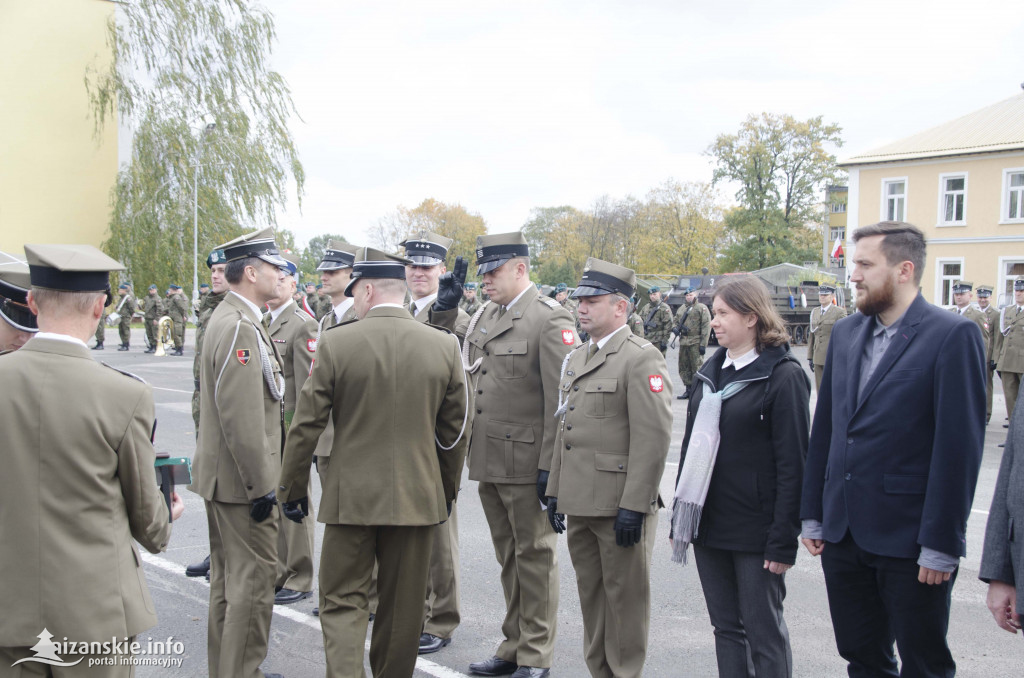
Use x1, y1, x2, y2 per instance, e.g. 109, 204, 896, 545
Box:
671, 275, 811, 678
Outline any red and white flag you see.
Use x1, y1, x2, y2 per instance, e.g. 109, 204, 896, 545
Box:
830, 237, 844, 258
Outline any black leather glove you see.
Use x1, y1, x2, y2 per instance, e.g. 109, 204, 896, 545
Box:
446, 500, 452, 517
432, 256, 467, 312
680, 326, 689, 336
536, 470, 550, 506
808, 358, 814, 370
282, 497, 308, 524
614, 508, 644, 547
990, 360, 998, 372
250, 491, 277, 523
659, 342, 668, 351
547, 497, 565, 534
698, 345, 706, 356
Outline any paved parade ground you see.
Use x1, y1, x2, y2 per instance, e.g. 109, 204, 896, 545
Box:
107, 329, 1022, 677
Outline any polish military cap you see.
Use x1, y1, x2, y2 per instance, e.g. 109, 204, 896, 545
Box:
216, 227, 288, 267
25, 244, 125, 293
344, 247, 412, 297
199, 282, 210, 290
818, 284, 836, 294
554, 283, 568, 293
572, 258, 636, 299
951, 280, 973, 294
168, 284, 181, 290
1015, 277, 1024, 291
206, 249, 227, 268
118, 283, 131, 290
0, 259, 38, 332
648, 286, 661, 294
280, 252, 300, 277
464, 282, 477, 290
400, 231, 452, 266
684, 286, 697, 294
475, 231, 529, 275
148, 284, 158, 291
317, 240, 359, 271
976, 285, 993, 297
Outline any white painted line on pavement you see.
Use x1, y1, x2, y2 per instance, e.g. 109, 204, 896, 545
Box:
140, 551, 470, 678
971, 508, 989, 516
151, 386, 194, 394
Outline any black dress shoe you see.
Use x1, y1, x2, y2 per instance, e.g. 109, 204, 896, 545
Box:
262, 672, 284, 678
185, 555, 211, 577
144, 347, 155, 354
92, 343, 104, 350
510, 668, 550, 678
274, 588, 312, 605
172, 348, 184, 356
418, 633, 451, 654
118, 344, 129, 351
676, 393, 688, 400
311, 606, 319, 616
469, 656, 517, 676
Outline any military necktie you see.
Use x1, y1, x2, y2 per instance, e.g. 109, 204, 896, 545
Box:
586, 343, 599, 363
409, 300, 417, 316
498, 306, 506, 319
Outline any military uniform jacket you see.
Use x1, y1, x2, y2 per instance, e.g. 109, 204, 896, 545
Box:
269, 300, 318, 413
465, 292, 579, 483
674, 301, 711, 347
547, 328, 673, 517
194, 291, 225, 384
0, 337, 171, 645
421, 303, 471, 345
118, 293, 137, 318
981, 305, 999, 361
192, 292, 285, 503
996, 305, 1024, 373
808, 303, 847, 366
642, 301, 674, 348
279, 306, 468, 525
951, 305, 990, 351
143, 294, 165, 320
460, 297, 482, 316
168, 293, 189, 322
628, 312, 644, 338
311, 304, 359, 459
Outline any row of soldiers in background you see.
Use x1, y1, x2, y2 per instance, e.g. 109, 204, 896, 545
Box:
93, 280, 191, 354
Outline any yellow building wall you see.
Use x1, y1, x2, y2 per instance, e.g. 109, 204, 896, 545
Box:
0, 0, 117, 255
850, 152, 1024, 306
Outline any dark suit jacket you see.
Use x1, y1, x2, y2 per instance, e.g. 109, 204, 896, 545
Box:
979, 387, 1024, 613
800, 293, 986, 559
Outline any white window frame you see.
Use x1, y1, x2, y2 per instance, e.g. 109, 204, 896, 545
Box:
1001, 167, 1024, 224
997, 256, 1024, 308
937, 172, 967, 226
934, 257, 964, 308
881, 177, 908, 222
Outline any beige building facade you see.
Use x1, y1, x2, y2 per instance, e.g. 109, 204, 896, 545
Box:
841, 93, 1024, 308
0, 0, 117, 254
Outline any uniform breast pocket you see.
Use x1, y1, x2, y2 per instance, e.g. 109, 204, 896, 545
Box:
492, 340, 529, 379
584, 379, 620, 418
594, 452, 628, 509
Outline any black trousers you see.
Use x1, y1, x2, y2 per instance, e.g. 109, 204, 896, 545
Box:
821, 533, 956, 678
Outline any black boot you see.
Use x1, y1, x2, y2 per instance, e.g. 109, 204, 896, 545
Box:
185, 554, 211, 577
92, 342, 104, 350
118, 343, 129, 352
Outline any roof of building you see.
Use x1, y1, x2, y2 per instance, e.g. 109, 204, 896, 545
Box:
840, 92, 1024, 166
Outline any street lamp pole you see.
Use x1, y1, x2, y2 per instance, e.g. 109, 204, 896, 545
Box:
192, 120, 216, 307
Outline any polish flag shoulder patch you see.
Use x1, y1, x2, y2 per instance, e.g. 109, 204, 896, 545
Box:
307, 338, 317, 352
236, 349, 251, 365
649, 375, 664, 392
561, 329, 575, 345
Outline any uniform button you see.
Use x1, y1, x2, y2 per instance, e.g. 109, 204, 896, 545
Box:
477, 389, 483, 394
566, 425, 572, 430
505, 433, 511, 439
482, 369, 487, 375
573, 385, 579, 391
565, 444, 571, 450
476, 408, 482, 414
246, 485, 253, 490
569, 405, 575, 411
485, 350, 489, 356
844, 473, 851, 481
618, 464, 624, 469
597, 386, 603, 390
507, 347, 513, 353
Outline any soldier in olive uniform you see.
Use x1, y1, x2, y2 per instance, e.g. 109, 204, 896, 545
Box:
167, 283, 190, 355
671, 288, 712, 399
807, 284, 848, 391
143, 283, 165, 353
464, 232, 578, 678
191, 228, 288, 678
642, 286, 674, 354
461, 281, 482, 315
0, 260, 38, 353
277, 248, 468, 678
93, 290, 112, 350
977, 285, 999, 423
401, 231, 472, 655
950, 280, 990, 353
995, 278, 1024, 424
627, 296, 645, 339
114, 282, 137, 351
544, 258, 672, 678
268, 253, 319, 607
0, 244, 184, 674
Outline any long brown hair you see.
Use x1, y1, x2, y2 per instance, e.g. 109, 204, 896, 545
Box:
712, 276, 789, 351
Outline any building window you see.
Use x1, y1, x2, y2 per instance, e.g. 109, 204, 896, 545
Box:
830, 201, 847, 214
1004, 169, 1024, 223
938, 173, 966, 225
999, 259, 1024, 306
882, 178, 907, 221
935, 258, 963, 307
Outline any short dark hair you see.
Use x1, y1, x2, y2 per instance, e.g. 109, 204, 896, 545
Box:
225, 257, 260, 284
852, 221, 926, 285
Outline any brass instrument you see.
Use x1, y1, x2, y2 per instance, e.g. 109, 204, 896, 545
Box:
154, 315, 175, 357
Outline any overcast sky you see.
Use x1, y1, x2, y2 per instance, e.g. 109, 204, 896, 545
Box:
267, 0, 1024, 248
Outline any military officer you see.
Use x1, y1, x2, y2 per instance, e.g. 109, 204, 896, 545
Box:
642, 286, 673, 354
93, 287, 112, 350
950, 280, 990, 351
277, 247, 468, 678
165, 283, 189, 355
191, 227, 288, 678
544, 258, 672, 678
627, 296, 644, 338
671, 287, 711, 399
461, 281, 482, 315
0, 259, 38, 353
807, 284, 848, 391
995, 277, 1024, 424
186, 249, 228, 580
143, 283, 165, 353
464, 232, 578, 678
977, 285, 999, 423
267, 253, 319, 607
401, 231, 472, 655
0, 244, 184, 674
114, 282, 137, 351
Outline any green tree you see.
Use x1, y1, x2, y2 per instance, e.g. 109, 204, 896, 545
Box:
299, 233, 348, 283
642, 179, 726, 273
371, 199, 487, 276
86, 0, 304, 297
707, 113, 842, 270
